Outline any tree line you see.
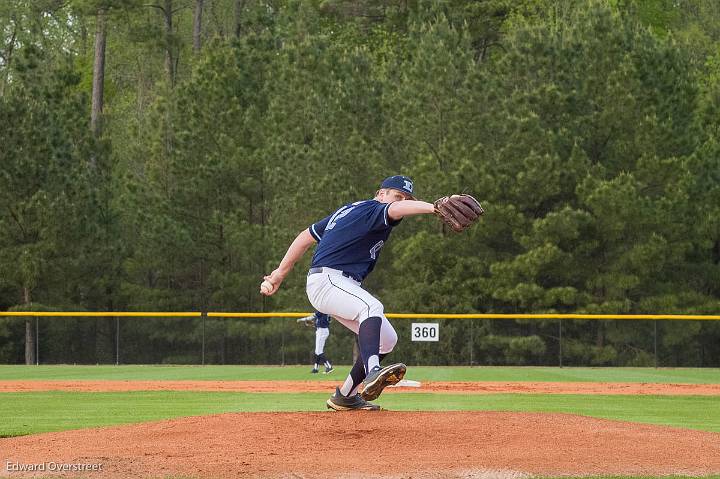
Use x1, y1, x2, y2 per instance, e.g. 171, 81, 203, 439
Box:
1, 0, 719, 366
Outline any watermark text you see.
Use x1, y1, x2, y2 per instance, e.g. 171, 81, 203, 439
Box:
6, 461, 103, 473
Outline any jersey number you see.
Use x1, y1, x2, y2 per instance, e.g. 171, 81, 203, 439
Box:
369, 240, 384, 260
326, 205, 356, 231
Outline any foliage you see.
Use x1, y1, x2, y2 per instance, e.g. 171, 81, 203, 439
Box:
1, 0, 719, 365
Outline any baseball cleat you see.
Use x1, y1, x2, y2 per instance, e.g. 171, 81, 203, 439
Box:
360, 363, 406, 401
311, 368, 319, 374
326, 388, 381, 411
324, 365, 334, 374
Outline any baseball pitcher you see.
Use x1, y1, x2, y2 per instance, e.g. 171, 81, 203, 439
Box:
261, 175, 483, 410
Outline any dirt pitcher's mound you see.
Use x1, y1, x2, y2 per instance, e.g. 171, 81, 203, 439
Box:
3, 411, 720, 478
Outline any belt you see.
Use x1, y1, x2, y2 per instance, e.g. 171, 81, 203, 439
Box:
308, 267, 362, 283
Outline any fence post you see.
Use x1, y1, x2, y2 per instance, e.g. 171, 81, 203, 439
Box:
654, 320, 658, 369
201, 314, 205, 366
35, 317, 39, 366
115, 317, 120, 365
469, 318, 474, 366
558, 319, 563, 368
280, 318, 285, 366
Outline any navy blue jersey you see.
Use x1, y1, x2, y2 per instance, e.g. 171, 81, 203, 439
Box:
309, 200, 401, 282
314, 312, 330, 328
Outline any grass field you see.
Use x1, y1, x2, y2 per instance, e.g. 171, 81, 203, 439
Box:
1, 365, 719, 438
2, 365, 719, 478
1, 391, 718, 437
2, 364, 720, 382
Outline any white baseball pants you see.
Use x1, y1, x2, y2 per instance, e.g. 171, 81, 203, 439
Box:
315, 327, 329, 355
306, 267, 398, 354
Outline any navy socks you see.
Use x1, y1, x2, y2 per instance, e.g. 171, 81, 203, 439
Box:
358, 316, 382, 373
340, 346, 388, 397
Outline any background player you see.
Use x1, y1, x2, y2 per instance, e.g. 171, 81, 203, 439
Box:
297, 311, 334, 374
261, 175, 440, 410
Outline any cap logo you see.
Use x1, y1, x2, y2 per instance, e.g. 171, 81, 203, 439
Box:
404, 180, 413, 192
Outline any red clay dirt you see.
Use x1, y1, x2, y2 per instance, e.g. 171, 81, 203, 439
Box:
2, 381, 720, 478
1, 379, 720, 395
2, 411, 720, 478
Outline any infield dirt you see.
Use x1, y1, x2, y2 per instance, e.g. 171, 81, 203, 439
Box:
2, 381, 720, 478
1, 380, 720, 395
2, 410, 720, 478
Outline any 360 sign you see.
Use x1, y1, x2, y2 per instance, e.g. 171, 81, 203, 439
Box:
411, 323, 439, 342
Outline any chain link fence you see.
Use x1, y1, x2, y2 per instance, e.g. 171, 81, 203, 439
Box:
1, 313, 719, 367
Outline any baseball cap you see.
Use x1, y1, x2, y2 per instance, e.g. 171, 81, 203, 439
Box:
380, 175, 416, 200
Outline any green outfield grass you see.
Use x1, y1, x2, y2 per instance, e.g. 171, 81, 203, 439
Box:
1, 365, 719, 444
1, 364, 720, 383
1, 391, 718, 437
